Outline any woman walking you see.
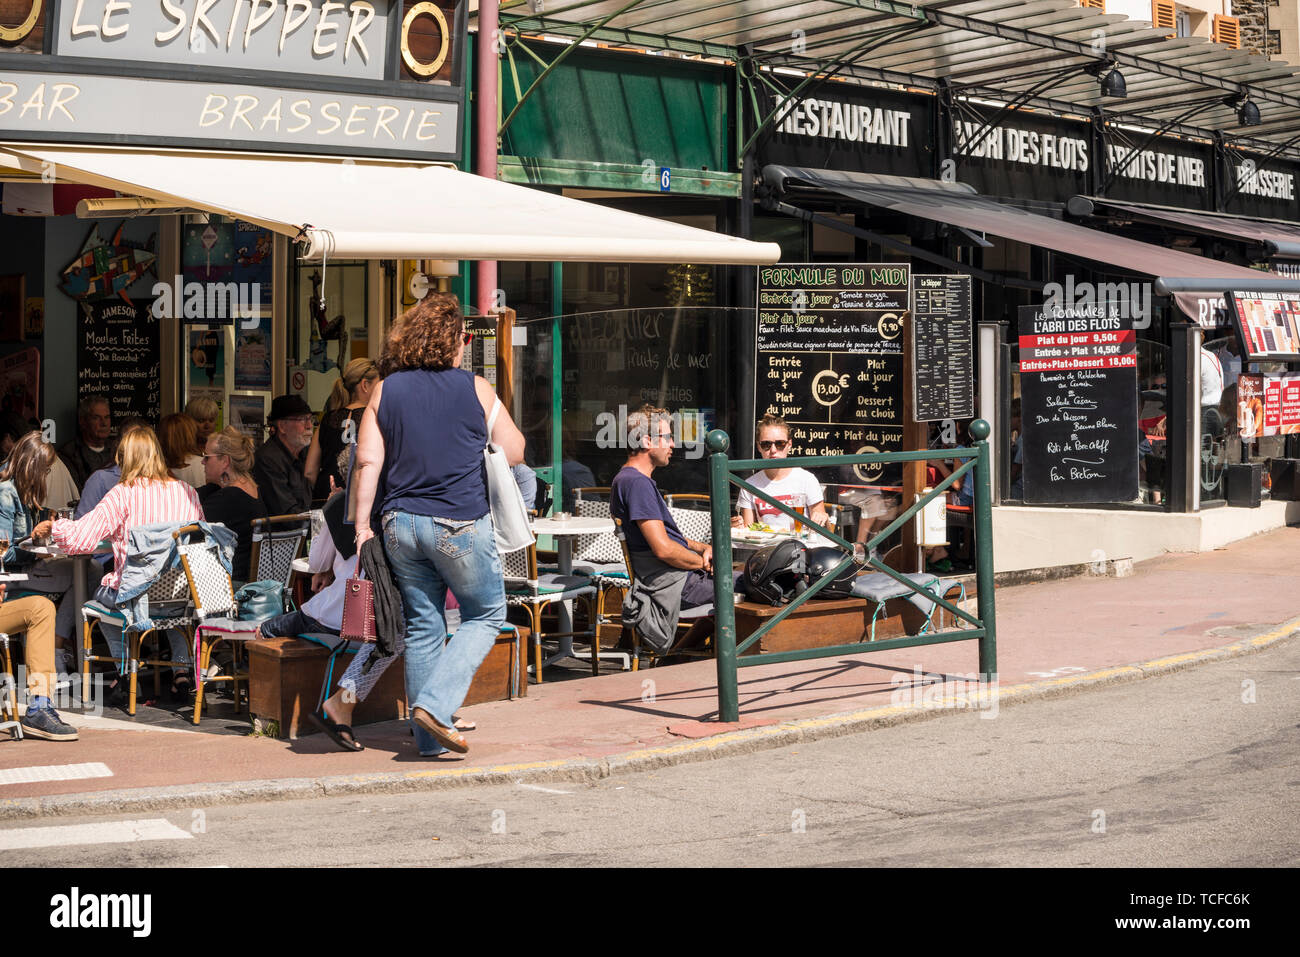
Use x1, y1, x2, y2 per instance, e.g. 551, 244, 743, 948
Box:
350, 293, 524, 756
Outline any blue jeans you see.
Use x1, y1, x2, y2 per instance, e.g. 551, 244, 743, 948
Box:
382, 510, 506, 753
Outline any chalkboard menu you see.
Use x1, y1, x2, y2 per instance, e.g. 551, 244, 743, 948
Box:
756, 263, 909, 482
1017, 304, 1138, 503
912, 274, 974, 422
78, 299, 161, 426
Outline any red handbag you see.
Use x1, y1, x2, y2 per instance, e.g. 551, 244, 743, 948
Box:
341, 569, 378, 643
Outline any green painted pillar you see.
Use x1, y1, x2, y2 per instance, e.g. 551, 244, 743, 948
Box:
708, 429, 739, 723
970, 418, 998, 681
550, 261, 563, 516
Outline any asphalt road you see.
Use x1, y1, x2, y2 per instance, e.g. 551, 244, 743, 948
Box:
5, 634, 1298, 868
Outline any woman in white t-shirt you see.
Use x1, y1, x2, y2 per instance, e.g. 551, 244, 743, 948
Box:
736, 414, 829, 531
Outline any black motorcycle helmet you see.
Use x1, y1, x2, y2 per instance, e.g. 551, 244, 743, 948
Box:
741, 539, 808, 606
803, 546, 859, 599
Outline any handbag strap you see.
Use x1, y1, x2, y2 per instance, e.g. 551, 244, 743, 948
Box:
485, 396, 502, 449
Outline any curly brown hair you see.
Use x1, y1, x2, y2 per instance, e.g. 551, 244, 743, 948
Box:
377, 293, 464, 376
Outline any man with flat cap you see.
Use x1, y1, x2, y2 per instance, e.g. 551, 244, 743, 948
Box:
254, 394, 315, 516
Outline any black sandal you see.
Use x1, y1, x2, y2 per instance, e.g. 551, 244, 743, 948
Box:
306, 710, 364, 752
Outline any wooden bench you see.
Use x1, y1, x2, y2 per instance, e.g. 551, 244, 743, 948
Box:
734, 584, 967, 654
247, 627, 528, 738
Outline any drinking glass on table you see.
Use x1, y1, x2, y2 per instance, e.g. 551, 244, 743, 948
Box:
789, 493, 807, 535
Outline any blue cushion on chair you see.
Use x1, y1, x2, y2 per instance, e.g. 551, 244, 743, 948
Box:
81, 600, 126, 623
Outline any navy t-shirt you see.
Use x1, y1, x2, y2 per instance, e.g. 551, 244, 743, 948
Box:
610, 466, 687, 552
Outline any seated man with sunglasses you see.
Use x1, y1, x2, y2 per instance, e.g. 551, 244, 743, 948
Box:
736, 414, 829, 532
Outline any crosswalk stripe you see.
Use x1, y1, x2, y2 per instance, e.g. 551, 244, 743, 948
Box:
0, 819, 194, 850
0, 762, 113, 786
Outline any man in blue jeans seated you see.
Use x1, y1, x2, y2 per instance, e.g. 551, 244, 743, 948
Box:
610, 404, 715, 653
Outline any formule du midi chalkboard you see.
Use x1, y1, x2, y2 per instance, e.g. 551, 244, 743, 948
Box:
756, 263, 910, 483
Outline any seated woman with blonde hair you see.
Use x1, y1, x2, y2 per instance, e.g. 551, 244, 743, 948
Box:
33, 426, 203, 700
199, 427, 268, 587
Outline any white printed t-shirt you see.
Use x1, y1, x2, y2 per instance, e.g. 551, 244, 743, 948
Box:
737, 468, 824, 531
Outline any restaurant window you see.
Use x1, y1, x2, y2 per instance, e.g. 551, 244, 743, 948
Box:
288, 260, 369, 416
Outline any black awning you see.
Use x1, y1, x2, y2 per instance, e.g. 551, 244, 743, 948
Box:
762, 166, 1267, 285
1068, 196, 1300, 261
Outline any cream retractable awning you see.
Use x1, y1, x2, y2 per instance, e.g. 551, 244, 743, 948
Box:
0, 145, 780, 265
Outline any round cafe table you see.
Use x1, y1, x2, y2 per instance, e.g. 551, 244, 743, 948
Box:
530, 516, 629, 672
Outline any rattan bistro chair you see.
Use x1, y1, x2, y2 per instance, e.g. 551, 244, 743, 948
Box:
612, 518, 714, 670
80, 561, 195, 715
1, 633, 21, 738
249, 513, 311, 587
176, 525, 265, 724
502, 542, 599, 683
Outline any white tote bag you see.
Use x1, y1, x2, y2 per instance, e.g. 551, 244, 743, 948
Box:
483, 398, 535, 553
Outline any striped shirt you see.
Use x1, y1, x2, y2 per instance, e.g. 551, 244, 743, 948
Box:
52, 478, 204, 590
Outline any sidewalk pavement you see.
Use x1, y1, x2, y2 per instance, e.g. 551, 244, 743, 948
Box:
3, 525, 1299, 818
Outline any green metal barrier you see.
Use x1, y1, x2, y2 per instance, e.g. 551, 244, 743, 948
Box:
708, 420, 998, 722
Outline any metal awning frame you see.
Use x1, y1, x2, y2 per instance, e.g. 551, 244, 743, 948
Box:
488, 0, 1300, 162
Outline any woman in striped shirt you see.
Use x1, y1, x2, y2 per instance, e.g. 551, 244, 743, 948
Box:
34, 426, 204, 700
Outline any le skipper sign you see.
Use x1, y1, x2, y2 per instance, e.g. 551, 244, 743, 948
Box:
0, 0, 464, 160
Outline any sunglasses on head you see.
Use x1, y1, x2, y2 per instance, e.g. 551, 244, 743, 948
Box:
758, 439, 789, 451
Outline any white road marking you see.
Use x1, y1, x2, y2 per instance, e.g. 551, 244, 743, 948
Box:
0, 762, 113, 786
0, 818, 193, 850
515, 782, 573, 795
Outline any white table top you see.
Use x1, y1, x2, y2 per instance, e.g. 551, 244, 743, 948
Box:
17, 540, 112, 558
531, 516, 614, 536
0, 573, 30, 582
291, 557, 311, 574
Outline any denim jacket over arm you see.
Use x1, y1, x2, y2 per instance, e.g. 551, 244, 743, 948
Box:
116, 520, 237, 633
0, 480, 36, 566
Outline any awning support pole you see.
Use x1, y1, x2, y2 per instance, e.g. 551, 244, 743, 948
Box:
476, 0, 500, 319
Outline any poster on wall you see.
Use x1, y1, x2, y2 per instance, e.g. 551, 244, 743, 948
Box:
232, 222, 274, 307
234, 314, 273, 391
24, 297, 44, 338
756, 262, 910, 484
78, 298, 161, 425
189, 328, 226, 389
1238, 374, 1264, 439
1017, 303, 1139, 503
228, 394, 267, 442
187, 386, 225, 431
183, 222, 235, 284
1, 348, 40, 422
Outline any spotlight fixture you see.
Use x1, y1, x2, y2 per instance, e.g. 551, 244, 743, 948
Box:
1223, 92, 1261, 126
1085, 59, 1126, 98
1100, 67, 1127, 98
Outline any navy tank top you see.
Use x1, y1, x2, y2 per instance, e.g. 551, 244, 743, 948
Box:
376, 368, 488, 520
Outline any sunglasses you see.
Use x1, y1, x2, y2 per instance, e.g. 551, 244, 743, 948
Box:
758, 439, 789, 451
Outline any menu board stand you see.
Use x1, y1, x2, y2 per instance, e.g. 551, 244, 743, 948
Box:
1018, 304, 1139, 504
